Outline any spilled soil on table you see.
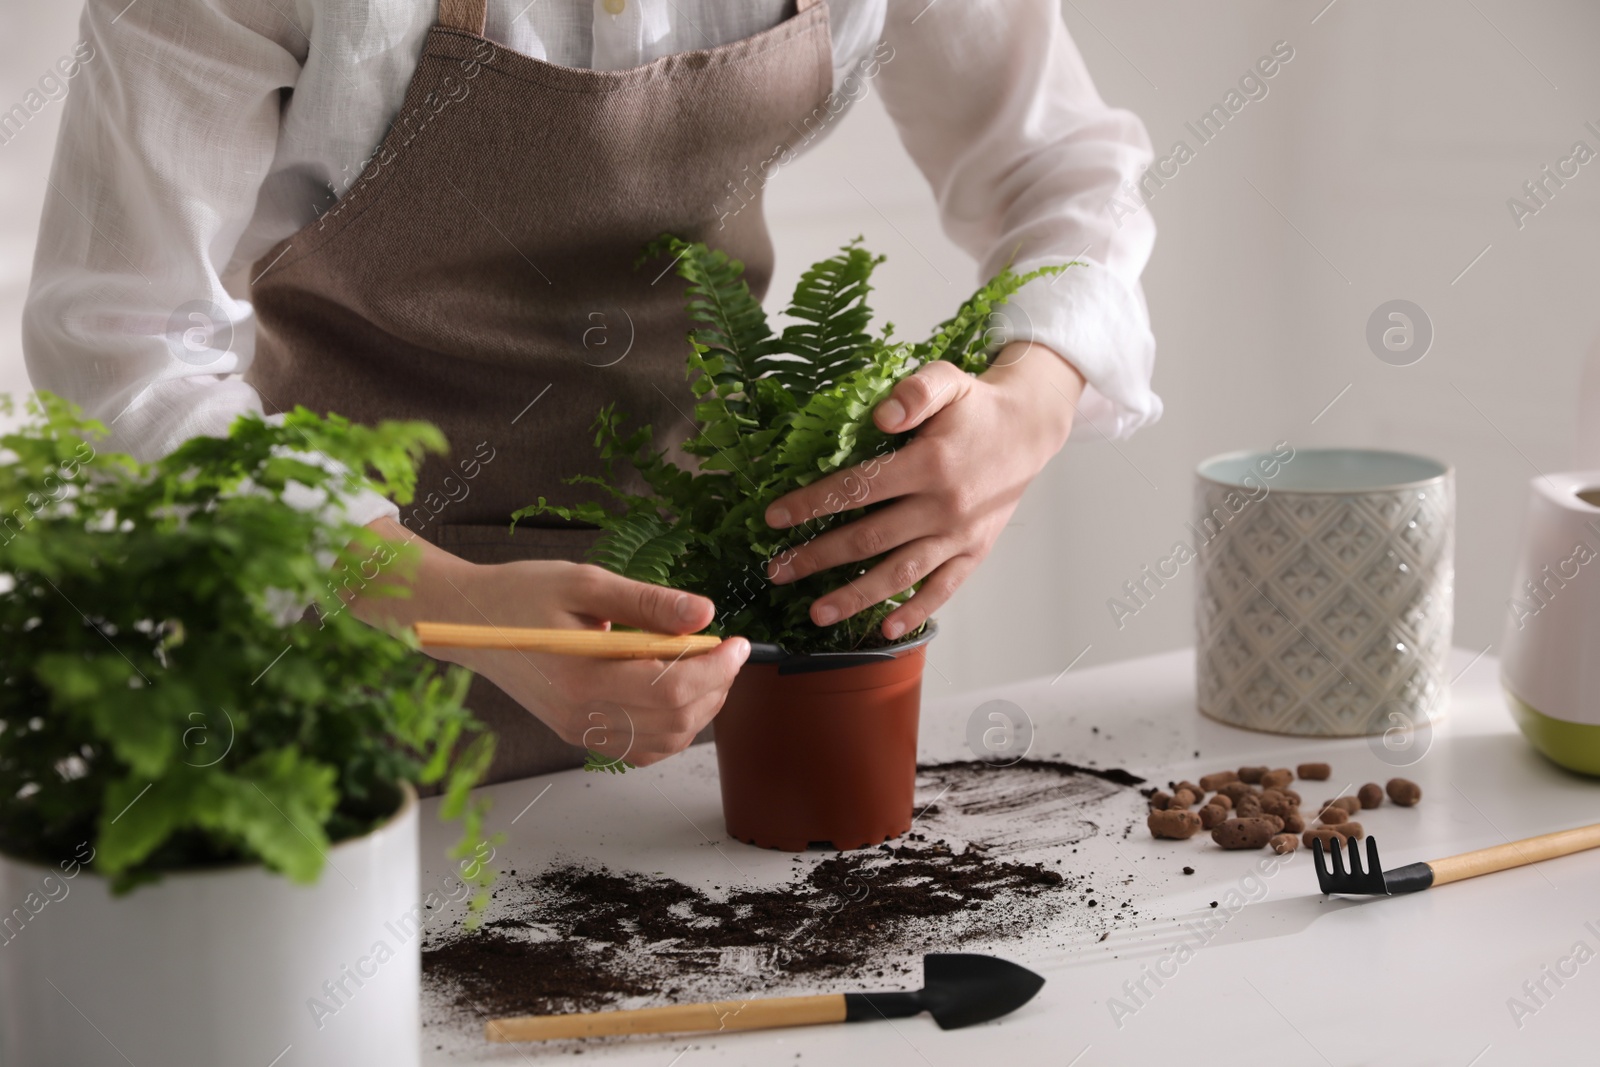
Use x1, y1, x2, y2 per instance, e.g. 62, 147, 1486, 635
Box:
423, 758, 1145, 1021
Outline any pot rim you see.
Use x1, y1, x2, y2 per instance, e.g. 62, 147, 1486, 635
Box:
783, 618, 938, 664
1197, 447, 1453, 495
0, 781, 417, 883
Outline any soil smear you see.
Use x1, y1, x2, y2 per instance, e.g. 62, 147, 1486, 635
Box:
423, 756, 1145, 1023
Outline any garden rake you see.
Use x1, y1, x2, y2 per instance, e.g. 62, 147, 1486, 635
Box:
1312, 821, 1600, 896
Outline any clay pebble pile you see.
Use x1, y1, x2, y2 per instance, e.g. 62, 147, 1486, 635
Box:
1144, 762, 1423, 854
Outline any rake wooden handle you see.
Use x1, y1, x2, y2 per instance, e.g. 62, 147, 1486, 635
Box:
413, 622, 722, 659
1429, 821, 1600, 886
485, 993, 846, 1042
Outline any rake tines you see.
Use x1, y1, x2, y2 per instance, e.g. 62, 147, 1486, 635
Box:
1312, 835, 1390, 895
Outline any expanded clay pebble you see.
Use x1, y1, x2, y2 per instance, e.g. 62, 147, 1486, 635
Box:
1303, 826, 1347, 849
1261, 814, 1285, 833
1259, 790, 1295, 818
1238, 766, 1268, 784
1282, 811, 1306, 834
1148, 809, 1203, 840
1358, 783, 1384, 809
1260, 768, 1295, 790
1218, 781, 1256, 803
1199, 770, 1240, 791
1297, 762, 1331, 780
1387, 778, 1422, 806
1317, 806, 1349, 826
1171, 789, 1198, 809
1341, 821, 1364, 839
1270, 833, 1299, 854
1175, 781, 1204, 798
1198, 804, 1229, 830
1322, 796, 1361, 815
1234, 793, 1263, 818
1149, 791, 1173, 810
1208, 793, 1233, 811
1282, 788, 1302, 806
1212, 818, 1278, 850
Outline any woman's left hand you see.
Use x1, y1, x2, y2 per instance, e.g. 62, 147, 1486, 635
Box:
764, 341, 1085, 639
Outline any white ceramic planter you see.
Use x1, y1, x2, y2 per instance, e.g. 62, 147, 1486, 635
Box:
0, 786, 420, 1067
1194, 448, 1454, 736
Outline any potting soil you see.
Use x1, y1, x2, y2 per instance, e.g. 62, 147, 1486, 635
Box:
423, 757, 1146, 1025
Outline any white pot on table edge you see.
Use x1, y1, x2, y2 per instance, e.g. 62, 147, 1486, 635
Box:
0, 783, 422, 1067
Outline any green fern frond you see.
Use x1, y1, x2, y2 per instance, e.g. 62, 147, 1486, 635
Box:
774, 342, 914, 484
587, 513, 692, 586
643, 235, 772, 401
583, 751, 635, 774
917, 262, 1073, 373
767, 240, 884, 392
509, 496, 611, 531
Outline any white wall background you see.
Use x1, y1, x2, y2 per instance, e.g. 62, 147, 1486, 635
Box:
5, 1, 1599, 697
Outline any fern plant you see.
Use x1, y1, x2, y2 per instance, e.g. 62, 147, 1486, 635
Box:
0, 394, 497, 899
515, 236, 1067, 657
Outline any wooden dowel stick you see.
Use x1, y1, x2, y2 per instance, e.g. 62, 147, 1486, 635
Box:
1429, 821, 1600, 886
485, 993, 847, 1042
413, 622, 722, 660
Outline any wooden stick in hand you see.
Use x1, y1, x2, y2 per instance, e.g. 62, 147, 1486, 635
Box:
486, 994, 847, 1042
413, 622, 722, 660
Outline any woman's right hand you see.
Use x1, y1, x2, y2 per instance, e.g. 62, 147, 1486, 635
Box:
349, 518, 749, 767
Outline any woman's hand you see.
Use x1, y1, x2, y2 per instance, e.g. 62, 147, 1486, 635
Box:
763, 342, 1084, 640
349, 519, 748, 768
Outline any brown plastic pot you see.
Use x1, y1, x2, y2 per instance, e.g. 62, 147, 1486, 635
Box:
712, 625, 936, 851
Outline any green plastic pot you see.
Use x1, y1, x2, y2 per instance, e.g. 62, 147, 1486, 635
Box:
1505, 688, 1600, 777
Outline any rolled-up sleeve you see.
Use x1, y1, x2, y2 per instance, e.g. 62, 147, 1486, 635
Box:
22, 0, 399, 526
877, 0, 1159, 440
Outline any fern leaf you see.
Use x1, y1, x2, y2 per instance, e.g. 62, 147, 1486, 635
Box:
767, 240, 884, 392
917, 263, 1072, 373
773, 342, 913, 485
643, 235, 772, 396
587, 513, 691, 586
584, 751, 635, 774
510, 497, 610, 530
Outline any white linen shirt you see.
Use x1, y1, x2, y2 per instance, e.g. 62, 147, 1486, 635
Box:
23, 0, 1159, 528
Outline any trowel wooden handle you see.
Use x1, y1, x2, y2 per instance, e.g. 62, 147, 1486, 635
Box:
485, 993, 847, 1041
414, 622, 722, 659
1429, 821, 1600, 886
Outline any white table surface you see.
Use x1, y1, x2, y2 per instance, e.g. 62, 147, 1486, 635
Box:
419, 648, 1600, 1067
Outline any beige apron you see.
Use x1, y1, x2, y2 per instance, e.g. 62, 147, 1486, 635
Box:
247, 0, 833, 781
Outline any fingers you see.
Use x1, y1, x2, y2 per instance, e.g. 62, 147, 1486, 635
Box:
764, 444, 915, 533
562, 564, 714, 634
624, 690, 732, 766
880, 553, 980, 640
873, 360, 972, 433
807, 536, 954, 628
767, 498, 940, 585
581, 693, 726, 768
762, 364, 973, 533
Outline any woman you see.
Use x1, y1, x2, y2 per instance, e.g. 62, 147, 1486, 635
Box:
25, 0, 1159, 781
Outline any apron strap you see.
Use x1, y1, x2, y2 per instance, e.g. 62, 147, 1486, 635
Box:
438, 0, 488, 34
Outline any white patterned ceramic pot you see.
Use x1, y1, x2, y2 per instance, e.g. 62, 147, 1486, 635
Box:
1194, 448, 1454, 736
